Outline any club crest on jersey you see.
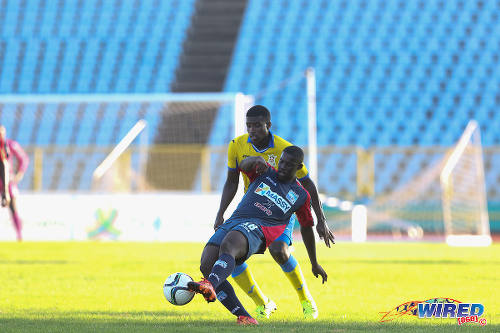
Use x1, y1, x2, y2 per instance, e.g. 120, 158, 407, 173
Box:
254, 182, 291, 213
267, 154, 277, 167
286, 190, 298, 204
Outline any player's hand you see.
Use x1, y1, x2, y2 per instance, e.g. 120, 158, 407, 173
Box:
214, 214, 224, 230
1, 195, 10, 207
312, 263, 327, 284
316, 218, 335, 247
254, 157, 268, 175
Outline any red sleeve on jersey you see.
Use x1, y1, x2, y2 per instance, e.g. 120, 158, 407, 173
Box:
240, 162, 272, 184
241, 167, 258, 183
295, 185, 314, 227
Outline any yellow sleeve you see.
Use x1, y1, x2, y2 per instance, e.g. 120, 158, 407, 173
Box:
227, 139, 238, 169
296, 163, 309, 180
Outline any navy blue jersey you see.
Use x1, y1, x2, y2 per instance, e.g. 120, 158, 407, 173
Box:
228, 165, 314, 229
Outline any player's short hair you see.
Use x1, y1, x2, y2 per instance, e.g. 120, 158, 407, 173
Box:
283, 145, 304, 164
246, 105, 271, 121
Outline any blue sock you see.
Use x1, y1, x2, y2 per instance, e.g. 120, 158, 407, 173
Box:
280, 255, 298, 273
216, 280, 251, 317
208, 253, 235, 290
231, 262, 248, 278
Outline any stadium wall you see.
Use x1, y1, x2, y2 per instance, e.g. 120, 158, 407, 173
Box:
0, 193, 224, 242
1, 192, 498, 242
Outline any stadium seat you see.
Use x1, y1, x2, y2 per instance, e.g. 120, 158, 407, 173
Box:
211, 0, 500, 196
1, 0, 500, 196
0, 0, 197, 189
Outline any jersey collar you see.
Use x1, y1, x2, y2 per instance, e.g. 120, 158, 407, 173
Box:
248, 131, 275, 153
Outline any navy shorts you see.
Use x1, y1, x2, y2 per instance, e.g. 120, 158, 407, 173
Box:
274, 214, 296, 246
208, 218, 266, 265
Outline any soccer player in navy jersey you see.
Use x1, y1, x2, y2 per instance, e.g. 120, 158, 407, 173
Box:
215, 105, 334, 319
188, 146, 327, 325
0, 126, 29, 241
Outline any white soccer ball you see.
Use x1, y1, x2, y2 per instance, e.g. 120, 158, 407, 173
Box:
163, 272, 195, 306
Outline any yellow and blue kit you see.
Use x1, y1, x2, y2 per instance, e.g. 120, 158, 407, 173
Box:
227, 132, 309, 193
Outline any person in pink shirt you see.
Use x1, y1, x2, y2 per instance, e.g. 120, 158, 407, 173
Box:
0, 126, 29, 241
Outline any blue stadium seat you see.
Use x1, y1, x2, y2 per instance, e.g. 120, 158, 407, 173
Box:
0, 0, 196, 94
36, 103, 58, 145
213, 0, 500, 196
0, 0, 196, 189
2, 0, 500, 195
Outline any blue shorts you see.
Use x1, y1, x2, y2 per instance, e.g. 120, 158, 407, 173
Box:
208, 218, 266, 265
274, 215, 296, 246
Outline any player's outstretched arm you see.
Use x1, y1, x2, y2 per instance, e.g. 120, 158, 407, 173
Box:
239, 156, 268, 174
300, 177, 335, 247
300, 225, 327, 284
214, 169, 239, 230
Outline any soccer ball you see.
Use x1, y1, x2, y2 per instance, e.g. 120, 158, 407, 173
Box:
163, 272, 195, 306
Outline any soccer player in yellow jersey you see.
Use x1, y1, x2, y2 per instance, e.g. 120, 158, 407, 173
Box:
214, 105, 335, 319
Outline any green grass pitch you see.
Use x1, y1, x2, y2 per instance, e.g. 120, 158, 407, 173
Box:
0, 242, 498, 332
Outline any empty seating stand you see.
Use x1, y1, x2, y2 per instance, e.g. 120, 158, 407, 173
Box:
213, 0, 500, 198
1, 0, 500, 196
0, 0, 196, 190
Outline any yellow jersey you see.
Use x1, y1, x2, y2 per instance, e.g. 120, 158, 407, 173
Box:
227, 132, 309, 192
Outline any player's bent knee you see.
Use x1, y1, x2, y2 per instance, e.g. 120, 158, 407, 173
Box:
269, 241, 290, 264
269, 240, 288, 254
219, 239, 238, 256
220, 230, 248, 259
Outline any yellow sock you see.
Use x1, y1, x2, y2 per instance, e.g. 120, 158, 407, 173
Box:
231, 263, 268, 306
281, 256, 311, 302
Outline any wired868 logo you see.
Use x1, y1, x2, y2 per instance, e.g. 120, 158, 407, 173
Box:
380, 298, 487, 326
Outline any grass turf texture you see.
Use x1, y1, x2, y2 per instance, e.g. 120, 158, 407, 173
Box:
0, 242, 498, 332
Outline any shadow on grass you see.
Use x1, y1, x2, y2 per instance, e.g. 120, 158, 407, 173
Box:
0, 315, 497, 333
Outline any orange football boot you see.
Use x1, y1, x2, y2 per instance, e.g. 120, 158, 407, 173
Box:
187, 278, 216, 302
